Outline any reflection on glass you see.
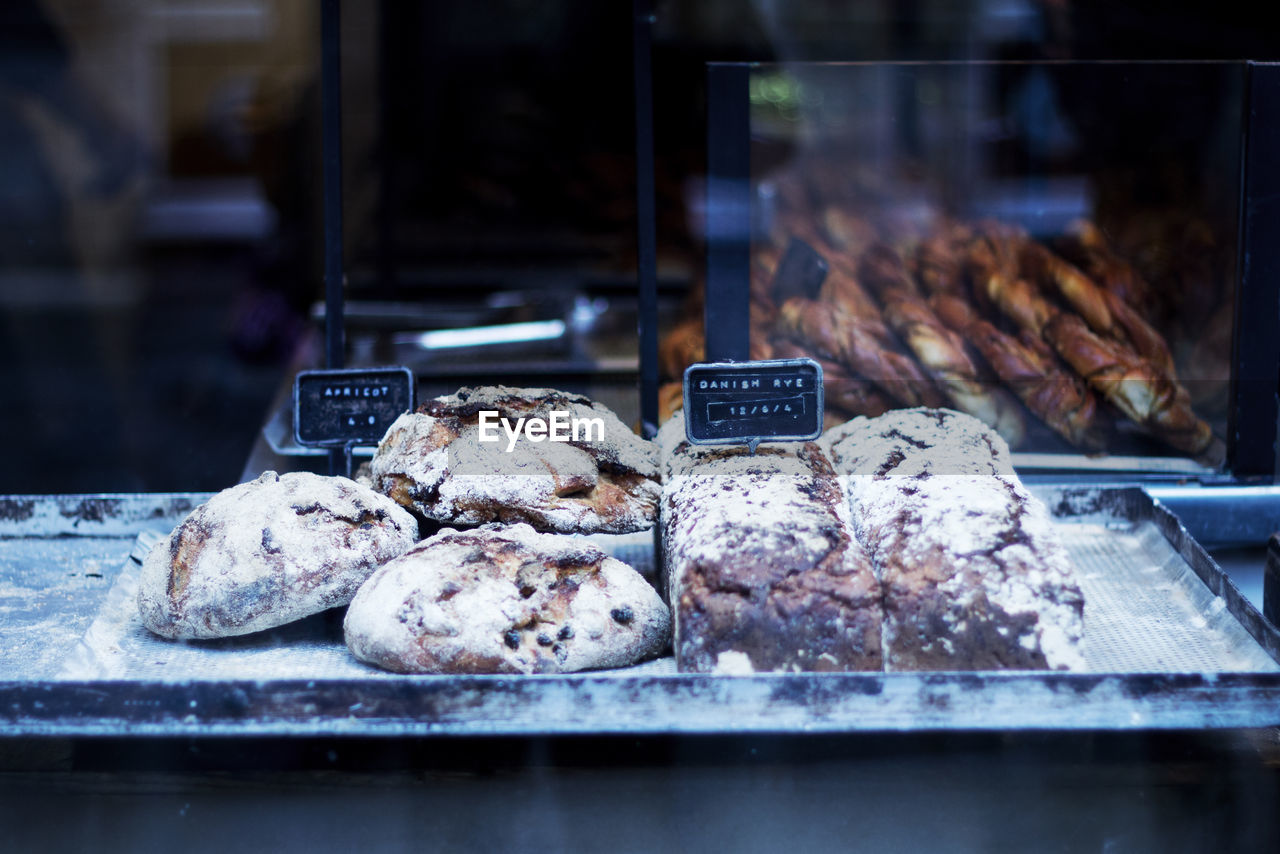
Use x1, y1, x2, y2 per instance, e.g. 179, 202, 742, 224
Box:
744, 62, 1241, 469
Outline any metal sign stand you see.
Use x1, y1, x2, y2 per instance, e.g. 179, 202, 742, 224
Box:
633, 0, 660, 441
321, 0, 345, 477
705, 63, 752, 363
1233, 61, 1280, 481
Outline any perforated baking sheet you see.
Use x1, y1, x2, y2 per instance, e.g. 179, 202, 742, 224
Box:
1065, 521, 1277, 672
3, 487, 1280, 735
55, 512, 1277, 682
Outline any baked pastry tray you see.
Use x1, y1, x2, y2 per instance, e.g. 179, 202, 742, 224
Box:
2, 487, 1279, 736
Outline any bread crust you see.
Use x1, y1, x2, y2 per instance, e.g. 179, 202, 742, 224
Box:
344, 523, 669, 674
138, 471, 419, 639
824, 409, 1085, 671
370, 386, 660, 534
660, 414, 883, 673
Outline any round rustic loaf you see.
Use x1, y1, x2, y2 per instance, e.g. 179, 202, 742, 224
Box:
369, 386, 660, 534
138, 471, 419, 639
344, 523, 670, 674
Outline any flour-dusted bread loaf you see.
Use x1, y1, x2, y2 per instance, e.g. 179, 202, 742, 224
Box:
138, 471, 419, 639
824, 408, 1084, 671
344, 523, 669, 674
370, 386, 660, 534
659, 413, 882, 673
822, 405, 1016, 478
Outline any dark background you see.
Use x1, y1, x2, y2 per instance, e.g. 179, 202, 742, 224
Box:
4, 0, 1280, 493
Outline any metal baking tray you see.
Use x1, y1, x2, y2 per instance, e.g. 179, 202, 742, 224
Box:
1, 487, 1279, 736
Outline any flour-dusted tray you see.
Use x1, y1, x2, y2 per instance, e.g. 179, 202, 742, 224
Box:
2, 487, 1280, 736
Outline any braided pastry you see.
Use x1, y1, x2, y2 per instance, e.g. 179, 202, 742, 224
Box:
821, 206, 880, 258
775, 296, 944, 408
860, 245, 1026, 446
1097, 288, 1177, 377
913, 222, 974, 298
771, 337, 892, 419
1019, 241, 1116, 336
1056, 220, 1154, 312
1043, 313, 1217, 459
1020, 240, 1175, 375
817, 265, 892, 344
966, 227, 1059, 336
931, 294, 1106, 451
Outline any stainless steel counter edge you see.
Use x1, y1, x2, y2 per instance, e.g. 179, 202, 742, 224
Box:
2, 672, 1279, 737
0, 493, 213, 539
1146, 484, 1280, 546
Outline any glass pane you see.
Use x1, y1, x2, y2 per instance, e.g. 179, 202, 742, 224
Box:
741, 61, 1243, 470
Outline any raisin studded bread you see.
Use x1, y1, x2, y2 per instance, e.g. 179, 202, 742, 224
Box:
344, 523, 669, 674
138, 471, 418, 639
824, 408, 1085, 671
370, 386, 659, 534
659, 413, 883, 673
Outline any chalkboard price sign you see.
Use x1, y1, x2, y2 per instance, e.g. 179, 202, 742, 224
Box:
682, 358, 824, 449
293, 367, 415, 448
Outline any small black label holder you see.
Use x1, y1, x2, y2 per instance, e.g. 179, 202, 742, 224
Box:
683, 358, 824, 452
293, 367, 416, 469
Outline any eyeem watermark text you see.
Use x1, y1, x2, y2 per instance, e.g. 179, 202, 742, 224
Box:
477, 410, 605, 452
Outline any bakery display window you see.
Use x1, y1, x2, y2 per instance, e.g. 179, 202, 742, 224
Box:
5, 5, 1280, 849
2, 0, 1280, 726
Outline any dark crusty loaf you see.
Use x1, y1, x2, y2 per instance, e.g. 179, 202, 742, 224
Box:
659, 413, 882, 673
344, 523, 669, 674
138, 471, 419, 639
370, 386, 660, 534
824, 408, 1084, 671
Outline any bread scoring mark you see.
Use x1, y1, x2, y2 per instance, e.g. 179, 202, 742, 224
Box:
260, 529, 283, 554
424, 387, 592, 423
881, 428, 931, 450
167, 514, 212, 604
875, 449, 906, 477
688, 559, 755, 599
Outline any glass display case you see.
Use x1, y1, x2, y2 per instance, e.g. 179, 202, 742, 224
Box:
692, 60, 1271, 477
